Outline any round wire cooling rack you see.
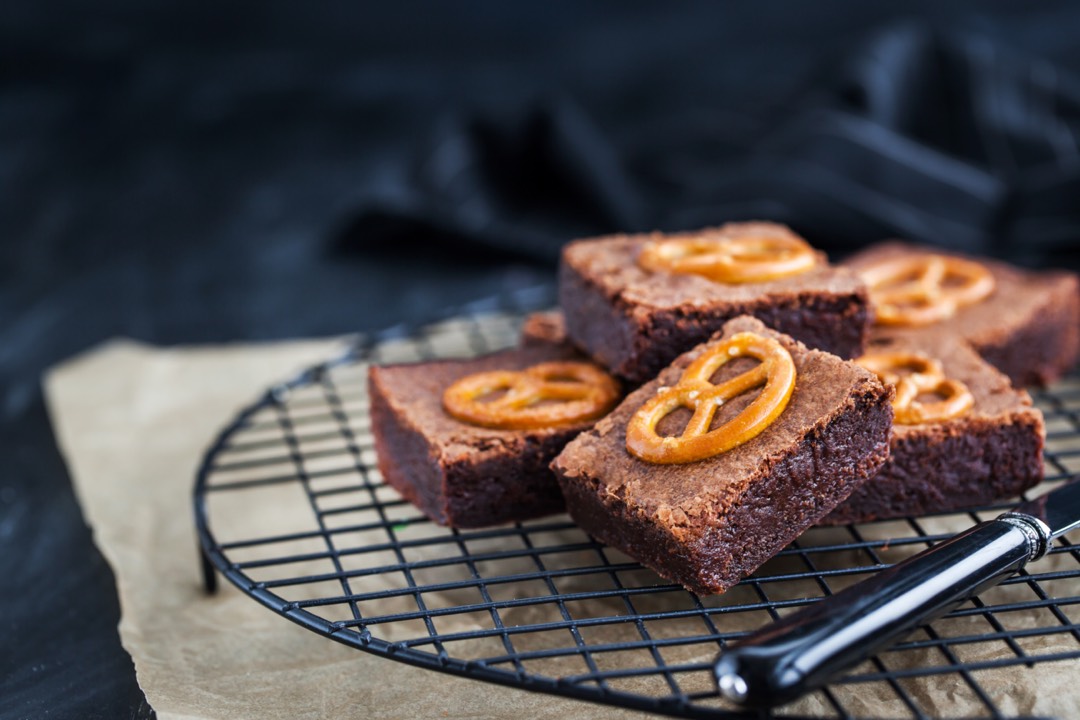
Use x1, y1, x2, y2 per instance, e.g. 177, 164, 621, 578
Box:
194, 287, 1080, 720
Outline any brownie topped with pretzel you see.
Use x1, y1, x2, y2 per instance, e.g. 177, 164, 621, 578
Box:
558, 221, 871, 383
369, 344, 620, 528
822, 330, 1045, 525
845, 241, 1080, 386
551, 315, 893, 595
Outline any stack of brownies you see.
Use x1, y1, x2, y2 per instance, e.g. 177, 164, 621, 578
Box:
370, 222, 1080, 595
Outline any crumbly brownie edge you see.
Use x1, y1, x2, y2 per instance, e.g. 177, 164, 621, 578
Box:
368, 367, 449, 525
750, 288, 871, 361
559, 257, 870, 383
554, 380, 893, 595
692, 379, 893, 593
440, 431, 573, 528
631, 291, 871, 382
822, 410, 1046, 525
973, 274, 1080, 386
558, 255, 642, 378
612, 290, 870, 385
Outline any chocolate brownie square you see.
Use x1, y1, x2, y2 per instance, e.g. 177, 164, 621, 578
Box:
552, 316, 893, 595
844, 241, 1080, 386
823, 331, 1045, 525
520, 310, 568, 348
369, 344, 619, 528
558, 222, 871, 383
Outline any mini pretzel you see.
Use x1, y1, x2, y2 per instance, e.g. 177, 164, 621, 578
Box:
638, 232, 817, 284
443, 361, 620, 431
626, 332, 796, 464
856, 351, 974, 425
860, 254, 995, 326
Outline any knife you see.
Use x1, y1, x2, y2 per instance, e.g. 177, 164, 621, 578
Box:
713, 479, 1080, 709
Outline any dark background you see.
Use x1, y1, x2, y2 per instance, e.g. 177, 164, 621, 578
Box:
4, 2, 1080, 717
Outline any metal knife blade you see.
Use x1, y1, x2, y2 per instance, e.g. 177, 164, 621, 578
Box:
713, 478, 1080, 709
1012, 478, 1080, 539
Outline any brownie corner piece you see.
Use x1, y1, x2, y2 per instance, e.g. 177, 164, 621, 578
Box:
520, 310, 569, 348
368, 344, 599, 528
558, 223, 871, 383
552, 315, 892, 595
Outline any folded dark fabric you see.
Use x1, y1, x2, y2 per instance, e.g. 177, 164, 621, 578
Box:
335, 24, 1080, 268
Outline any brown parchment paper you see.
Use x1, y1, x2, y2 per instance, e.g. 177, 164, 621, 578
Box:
43, 338, 651, 720
44, 337, 1080, 719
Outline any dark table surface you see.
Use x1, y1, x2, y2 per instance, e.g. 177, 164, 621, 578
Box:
5, 2, 1080, 718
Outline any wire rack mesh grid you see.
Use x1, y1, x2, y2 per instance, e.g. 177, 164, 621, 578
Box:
194, 288, 1080, 720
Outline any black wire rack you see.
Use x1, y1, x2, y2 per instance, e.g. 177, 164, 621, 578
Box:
194, 286, 1080, 720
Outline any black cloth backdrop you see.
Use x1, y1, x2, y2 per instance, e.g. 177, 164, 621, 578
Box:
5, 3, 1080, 718
338, 24, 1080, 268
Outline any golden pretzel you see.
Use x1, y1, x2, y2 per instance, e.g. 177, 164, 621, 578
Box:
638, 232, 817, 283
443, 361, 620, 431
860, 254, 995, 326
856, 351, 974, 424
626, 332, 796, 464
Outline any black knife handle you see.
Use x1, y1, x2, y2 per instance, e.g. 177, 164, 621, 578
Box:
713, 515, 1050, 708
